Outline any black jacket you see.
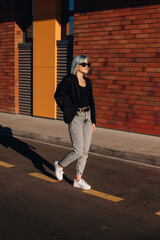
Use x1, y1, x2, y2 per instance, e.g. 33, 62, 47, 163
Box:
54, 74, 96, 124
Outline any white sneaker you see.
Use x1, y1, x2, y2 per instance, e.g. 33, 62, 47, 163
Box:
73, 179, 91, 190
54, 161, 64, 180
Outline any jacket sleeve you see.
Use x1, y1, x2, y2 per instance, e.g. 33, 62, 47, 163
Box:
54, 76, 71, 112
90, 81, 96, 125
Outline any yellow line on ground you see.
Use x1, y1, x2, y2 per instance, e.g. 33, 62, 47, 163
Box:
82, 189, 124, 202
155, 211, 160, 216
29, 172, 59, 183
0, 161, 15, 168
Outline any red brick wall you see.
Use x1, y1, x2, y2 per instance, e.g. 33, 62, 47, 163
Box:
0, 0, 23, 113
74, 1, 160, 135
15, 22, 23, 113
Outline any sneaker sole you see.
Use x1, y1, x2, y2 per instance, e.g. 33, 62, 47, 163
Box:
73, 184, 91, 190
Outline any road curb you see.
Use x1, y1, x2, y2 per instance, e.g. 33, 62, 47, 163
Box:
0, 128, 160, 168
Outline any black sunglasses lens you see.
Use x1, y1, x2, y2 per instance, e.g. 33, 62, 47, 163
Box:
80, 62, 91, 67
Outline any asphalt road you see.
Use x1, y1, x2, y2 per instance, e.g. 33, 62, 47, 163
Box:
0, 134, 160, 240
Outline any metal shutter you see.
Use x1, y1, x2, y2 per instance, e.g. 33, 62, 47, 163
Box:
56, 39, 73, 120
18, 43, 32, 115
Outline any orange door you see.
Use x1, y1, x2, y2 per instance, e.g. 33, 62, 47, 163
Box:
33, 0, 61, 118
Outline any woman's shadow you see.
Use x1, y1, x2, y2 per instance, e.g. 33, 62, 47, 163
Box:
0, 125, 72, 185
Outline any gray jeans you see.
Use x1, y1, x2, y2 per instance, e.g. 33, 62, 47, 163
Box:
59, 109, 93, 175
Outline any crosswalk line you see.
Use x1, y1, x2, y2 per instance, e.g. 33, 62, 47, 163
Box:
0, 161, 15, 168
29, 172, 59, 183
82, 189, 124, 202
155, 211, 160, 216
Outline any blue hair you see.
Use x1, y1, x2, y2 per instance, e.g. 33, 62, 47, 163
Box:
71, 55, 90, 75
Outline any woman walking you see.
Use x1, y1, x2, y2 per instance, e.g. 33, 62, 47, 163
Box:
54, 55, 96, 190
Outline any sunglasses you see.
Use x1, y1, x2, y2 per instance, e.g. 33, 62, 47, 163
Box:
79, 62, 91, 67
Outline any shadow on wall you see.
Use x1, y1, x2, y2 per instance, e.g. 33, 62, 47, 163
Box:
74, 0, 160, 13
0, 0, 32, 31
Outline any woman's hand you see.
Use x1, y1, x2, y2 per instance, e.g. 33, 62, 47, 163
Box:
92, 123, 96, 132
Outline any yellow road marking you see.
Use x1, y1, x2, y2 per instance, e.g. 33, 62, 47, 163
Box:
29, 172, 59, 183
0, 161, 15, 168
155, 211, 160, 216
82, 189, 124, 202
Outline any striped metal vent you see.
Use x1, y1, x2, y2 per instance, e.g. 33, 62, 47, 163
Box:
18, 43, 32, 115
56, 39, 73, 120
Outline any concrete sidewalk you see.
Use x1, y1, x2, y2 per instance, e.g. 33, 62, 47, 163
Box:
0, 112, 160, 167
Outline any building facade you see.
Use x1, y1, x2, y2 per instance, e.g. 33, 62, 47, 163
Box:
1, 0, 160, 136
